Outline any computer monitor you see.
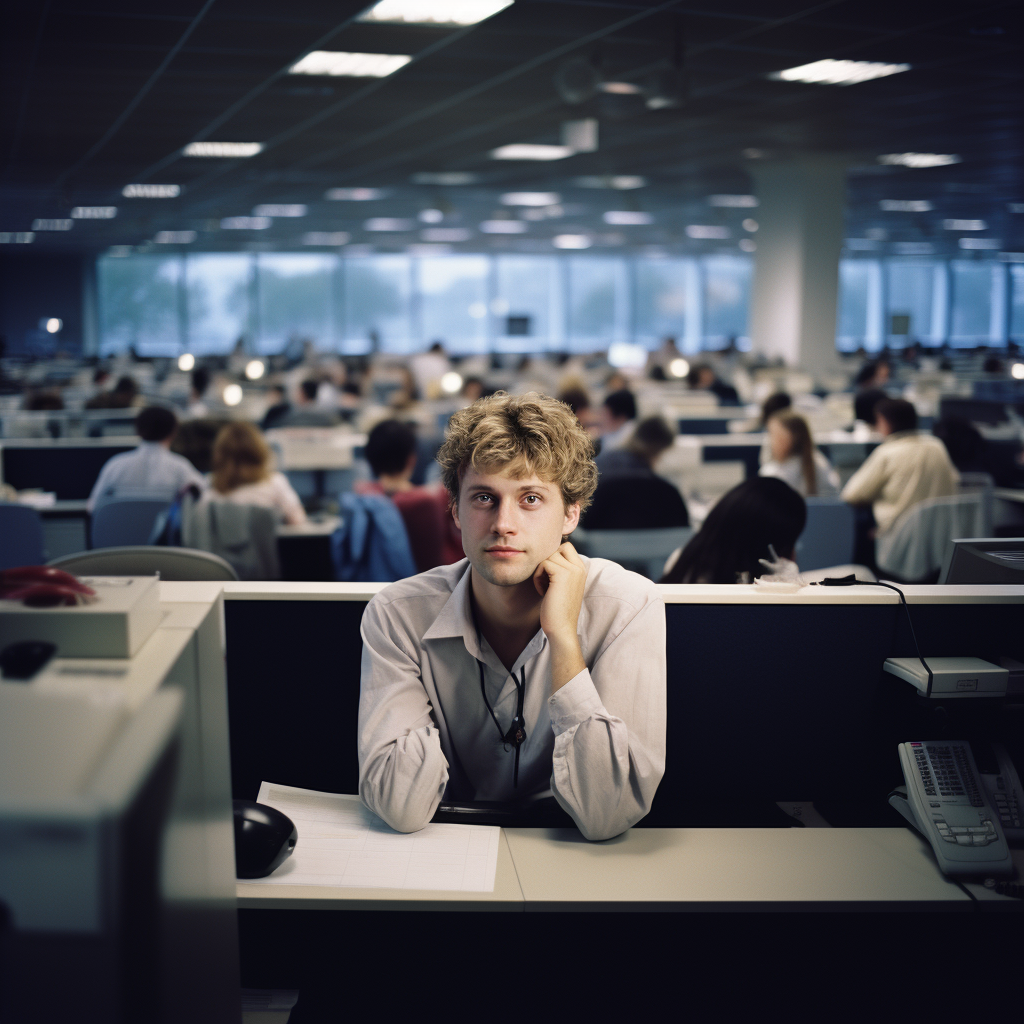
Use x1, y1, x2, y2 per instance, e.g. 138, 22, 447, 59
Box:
0, 442, 136, 499
940, 537, 1024, 584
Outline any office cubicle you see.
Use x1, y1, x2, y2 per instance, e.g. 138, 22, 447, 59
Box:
0, 438, 138, 500
222, 583, 1024, 829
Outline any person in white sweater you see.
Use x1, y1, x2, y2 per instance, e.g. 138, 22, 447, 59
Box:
759, 410, 841, 498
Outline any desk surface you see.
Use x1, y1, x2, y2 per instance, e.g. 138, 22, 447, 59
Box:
237, 825, 1024, 913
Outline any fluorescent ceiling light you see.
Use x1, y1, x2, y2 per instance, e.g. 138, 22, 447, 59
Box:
959, 238, 1000, 249
738, 239, 756, 252
326, 188, 384, 200
221, 216, 271, 230
1013, 361, 1024, 377
943, 219, 986, 231
880, 200, 932, 212
770, 59, 910, 86
32, 219, 72, 231
574, 175, 646, 190
253, 204, 307, 217
878, 152, 960, 168
562, 119, 597, 153
44, 318, 62, 334
123, 183, 180, 198
303, 232, 351, 245
358, 0, 513, 27
289, 51, 411, 78
603, 211, 652, 225
0, 232, 34, 243
422, 228, 472, 241
490, 144, 573, 161
419, 208, 444, 223
685, 225, 730, 239
708, 194, 758, 208
365, 218, 415, 231
183, 141, 263, 158
154, 230, 196, 243
553, 234, 590, 249
600, 81, 641, 95
742, 218, 758, 232
71, 206, 117, 219
245, 360, 266, 381
178, 354, 195, 371
502, 192, 560, 206
412, 172, 478, 185
999, 252, 1024, 263
480, 220, 527, 233
893, 242, 934, 255
1009, 203, 1024, 214
407, 243, 453, 255
222, 384, 243, 407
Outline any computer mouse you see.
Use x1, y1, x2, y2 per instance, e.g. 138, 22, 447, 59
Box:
0, 641, 57, 680
232, 800, 298, 879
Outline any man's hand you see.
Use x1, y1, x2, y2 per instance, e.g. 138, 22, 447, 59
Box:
533, 542, 588, 692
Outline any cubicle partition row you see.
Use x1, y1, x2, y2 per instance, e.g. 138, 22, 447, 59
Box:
222, 582, 1024, 830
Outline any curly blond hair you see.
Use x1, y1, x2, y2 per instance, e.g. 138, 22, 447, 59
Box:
438, 391, 598, 512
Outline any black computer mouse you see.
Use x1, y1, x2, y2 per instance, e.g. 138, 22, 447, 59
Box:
232, 800, 298, 879
0, 641, 57, 680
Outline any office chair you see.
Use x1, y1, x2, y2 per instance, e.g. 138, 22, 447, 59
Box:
572, 526, 694, 580
0, 503, 46, 570
49, 546, 240, 581
796, 498, 856, 571
90, 495, 172, 549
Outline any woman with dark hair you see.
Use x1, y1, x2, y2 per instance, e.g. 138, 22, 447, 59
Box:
660, 477, 806, 584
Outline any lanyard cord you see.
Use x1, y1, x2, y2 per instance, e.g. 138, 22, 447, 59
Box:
478, 661, 527, 788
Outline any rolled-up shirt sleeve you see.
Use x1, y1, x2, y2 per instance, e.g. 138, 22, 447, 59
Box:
548, 595, 666, 841
358, 597, 449, 832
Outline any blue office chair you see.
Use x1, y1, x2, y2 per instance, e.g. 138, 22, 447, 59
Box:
0, 503, 46, 570
795, 498, 855, 572
90, 495, 173, 549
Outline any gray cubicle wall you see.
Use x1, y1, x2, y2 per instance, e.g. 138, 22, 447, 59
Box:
223, 584, 1024, 828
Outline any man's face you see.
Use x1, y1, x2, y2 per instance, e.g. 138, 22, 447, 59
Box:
453, 466, 580, 587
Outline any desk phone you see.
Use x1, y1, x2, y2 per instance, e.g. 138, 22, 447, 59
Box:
894, 741, 1015, 879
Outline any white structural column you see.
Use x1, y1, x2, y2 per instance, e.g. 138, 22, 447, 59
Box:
748, 157, 847, 377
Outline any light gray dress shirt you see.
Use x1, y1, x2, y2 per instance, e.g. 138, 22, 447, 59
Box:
87, 442, 206, 511
358, 556, 666, 841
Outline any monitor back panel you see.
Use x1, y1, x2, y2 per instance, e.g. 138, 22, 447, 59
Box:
1, 444, 135, 500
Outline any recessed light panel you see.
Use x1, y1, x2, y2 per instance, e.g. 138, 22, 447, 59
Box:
491, 144, 573, 161
770, 59, 910, 86
959, 238, 1000, 249
183, 141, 263, 158
32, 219, 72, 231
553, 234, 591, 249
880, 200, 933, 212
365, 218, 415, 231
574, 175, 646, 190
326, 188, 384, 200
289, 51, 412, 78
412, 172, 479, 185
943, 219, 986, 231
422, 228, 472, 242
685, 225, 730, 239
480, 220, 527, 233
154, 230, 197, 243
0, 232, 34, 243
123, 183, 180, 198
708, 195, 758, 208
303, 232, 351, 245
603, 211, 652, 225
221, 217, 271, 230
878, 153, 960, 168
358, 0, 513, 27
501, 192, 560, 206
71, 206, 117, 219
253, 204, 308, 217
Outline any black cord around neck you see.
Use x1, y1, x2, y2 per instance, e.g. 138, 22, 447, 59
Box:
812, 575, 933, 694
478, 662, 527, 787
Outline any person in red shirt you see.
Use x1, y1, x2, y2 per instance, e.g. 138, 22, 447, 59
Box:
355, 419, 463, 573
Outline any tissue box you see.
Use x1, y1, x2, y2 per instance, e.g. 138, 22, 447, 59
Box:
0, 576, 162, 659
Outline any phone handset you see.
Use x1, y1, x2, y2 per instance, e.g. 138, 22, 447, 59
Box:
980, 742, 1023, 843
891, 741, 1014, 879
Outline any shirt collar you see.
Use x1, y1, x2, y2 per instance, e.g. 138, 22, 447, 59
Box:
882, 429, 917, 444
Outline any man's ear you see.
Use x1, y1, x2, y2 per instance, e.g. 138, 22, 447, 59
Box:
562, 501, 581, 536
451, 498, 461, 532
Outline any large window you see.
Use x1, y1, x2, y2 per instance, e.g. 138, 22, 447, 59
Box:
418, 255, 489, 354
256, 253, 335, 354
886, 261, 933, 344
566, 257, 628, 352
634, 258, 691, 350
97, 254, 182, 356
1011, 264, 1024, 343
342, 256, 411, 353
493, 256, 561, 351
185, 253, 251, 354
703, 256, 751, 347
836, 260, 873, 351
949, 261, 993, 346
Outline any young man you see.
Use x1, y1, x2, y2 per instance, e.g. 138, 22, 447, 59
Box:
358, 392, 666, 841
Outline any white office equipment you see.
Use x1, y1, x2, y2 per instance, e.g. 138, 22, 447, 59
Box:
883, 656, 1008, 698
254, 782, 500, 893
0, 575, 161, 657
892, 741, 1013, 879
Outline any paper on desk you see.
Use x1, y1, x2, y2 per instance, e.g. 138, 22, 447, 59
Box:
253, 782, 500, 893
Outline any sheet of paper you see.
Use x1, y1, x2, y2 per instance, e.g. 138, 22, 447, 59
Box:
253, 782, 500, 893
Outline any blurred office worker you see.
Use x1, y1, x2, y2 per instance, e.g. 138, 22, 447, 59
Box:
87, 405, 205, 511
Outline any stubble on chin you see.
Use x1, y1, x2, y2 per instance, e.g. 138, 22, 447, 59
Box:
472, 556, 538, 588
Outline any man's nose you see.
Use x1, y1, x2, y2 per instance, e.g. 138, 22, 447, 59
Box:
492, 497, 518, 535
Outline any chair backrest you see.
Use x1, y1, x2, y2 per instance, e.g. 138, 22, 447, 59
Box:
182, 499, 281, 581
49, 546, 240, 581
0, 503, 46, 570
573, 527, 694, 580
90, 495, 172, 549
332, 492, 417, 583
795, 498, 856, 572
876, 492, 989, 582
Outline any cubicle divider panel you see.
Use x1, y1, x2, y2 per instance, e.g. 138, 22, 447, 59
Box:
1, 443, 136, 500
224, 598, 367, 802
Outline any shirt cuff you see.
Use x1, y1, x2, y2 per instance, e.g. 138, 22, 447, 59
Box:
547, 668, 605, 736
